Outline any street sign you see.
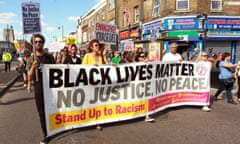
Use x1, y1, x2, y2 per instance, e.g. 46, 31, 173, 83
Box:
21, 2, 41, 34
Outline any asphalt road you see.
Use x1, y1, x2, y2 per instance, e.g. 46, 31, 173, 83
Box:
1, 77, 240, 144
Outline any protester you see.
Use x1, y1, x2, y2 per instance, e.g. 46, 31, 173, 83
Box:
57, 46, 69, 64
207, 48, 217, 59
235, 61, 240, 102
135, 51, 155, 122
17, 49, 31, 88
82, 39, 108, 65
2, 49, 12, 72
27, 34, 55, 144
111, 51, 122, 64
213, 52, 239, 105
107, 51, 114, 64
215, 52, 223, 68
189, 48, 199, 62
63, 44, 81, 64
196, 51, 212, 112
55, 49, 63, 64
82, 39, 108, 130
119, 51, 131, 63
207, 48, 217, 63
181, 47, 190, 61
134, 47, 143, 60
79, 50, 86, 62
162, 42, 182, 62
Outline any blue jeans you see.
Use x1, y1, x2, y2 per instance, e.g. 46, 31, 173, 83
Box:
214, 79, 234, 101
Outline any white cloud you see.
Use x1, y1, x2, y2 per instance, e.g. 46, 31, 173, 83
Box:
41, 21, 58, 32
45, 26, 57, 32
0, 12, 17, 24
68, 16, 79, 22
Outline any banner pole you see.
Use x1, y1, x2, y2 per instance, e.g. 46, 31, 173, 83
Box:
32, 35, 39, 82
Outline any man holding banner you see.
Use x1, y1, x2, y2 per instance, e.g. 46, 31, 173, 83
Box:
162, 42, 183, 62
27, 34, 55, 144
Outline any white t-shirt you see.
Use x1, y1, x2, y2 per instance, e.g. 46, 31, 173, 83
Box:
162, 52, 183, 62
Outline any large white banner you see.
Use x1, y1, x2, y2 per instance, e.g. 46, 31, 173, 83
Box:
42, 61, 211, 137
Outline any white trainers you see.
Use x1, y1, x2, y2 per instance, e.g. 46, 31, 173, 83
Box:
145, 116, 155, 122
40, 141, 46, 144
202, 106, 211, 112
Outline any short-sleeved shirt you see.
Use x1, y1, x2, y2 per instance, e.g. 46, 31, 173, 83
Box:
27, 53, 55, 99
218, 61, 233, 79
162, 52, 182, 62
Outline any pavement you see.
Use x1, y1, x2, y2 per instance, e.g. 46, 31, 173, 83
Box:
0, 61, 21, 98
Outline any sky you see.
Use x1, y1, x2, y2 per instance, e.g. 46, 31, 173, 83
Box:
0, 0, 100, 46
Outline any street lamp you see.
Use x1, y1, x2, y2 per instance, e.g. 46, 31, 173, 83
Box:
58, 25, 64, 41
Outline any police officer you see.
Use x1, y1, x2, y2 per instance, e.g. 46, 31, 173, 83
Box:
2, 49, 12, 72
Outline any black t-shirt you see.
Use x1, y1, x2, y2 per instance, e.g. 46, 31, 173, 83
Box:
27, 53, 55, 97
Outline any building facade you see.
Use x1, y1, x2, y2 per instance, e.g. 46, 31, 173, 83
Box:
77, 0, 240, 62
77, 0, 117, 50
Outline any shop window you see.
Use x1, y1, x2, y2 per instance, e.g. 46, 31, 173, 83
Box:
176, 0, 189, 10
109, 0, 115, 10
102, 10, 105, 20
134, 6, 140, 23
211, 0, 222, 11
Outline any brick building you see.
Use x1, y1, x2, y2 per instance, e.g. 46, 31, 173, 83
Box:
77, 0, 240, 62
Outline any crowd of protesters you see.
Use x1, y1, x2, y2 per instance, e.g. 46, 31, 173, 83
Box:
16, 33, 240, 144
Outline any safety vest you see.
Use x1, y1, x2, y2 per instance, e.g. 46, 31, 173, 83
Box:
2, 52, 12, 62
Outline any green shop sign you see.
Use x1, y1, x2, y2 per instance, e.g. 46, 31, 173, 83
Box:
168, 30, 198, 37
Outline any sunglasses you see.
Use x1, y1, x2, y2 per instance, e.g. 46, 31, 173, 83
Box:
201, 55, 208, 57
34, 40, 43, 44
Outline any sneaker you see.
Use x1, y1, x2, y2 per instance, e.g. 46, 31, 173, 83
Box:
202, 106, 211, 112
40, 140, 47, 144
228, 100, 238, 105
145, 116, 155, 122
96, 125, 102, 131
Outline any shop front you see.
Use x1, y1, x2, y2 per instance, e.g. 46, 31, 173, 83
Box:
206, 16, 240, 63
119, 24, 141, 52
163, 16, 203, 56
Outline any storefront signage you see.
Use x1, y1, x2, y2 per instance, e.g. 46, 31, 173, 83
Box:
165, 17, 199, 30
119, 31, 129, 39
207, 17, 240, 29
130, 28, 139, 37
168, 30, 199, 41
143, 19, 163, 35
207, 29, 240, 40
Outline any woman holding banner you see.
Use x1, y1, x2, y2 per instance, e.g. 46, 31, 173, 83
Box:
196, 51, 212, 112
82, 39, 108, 130
82, 39, 108, 65
136, 52, 155, 122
